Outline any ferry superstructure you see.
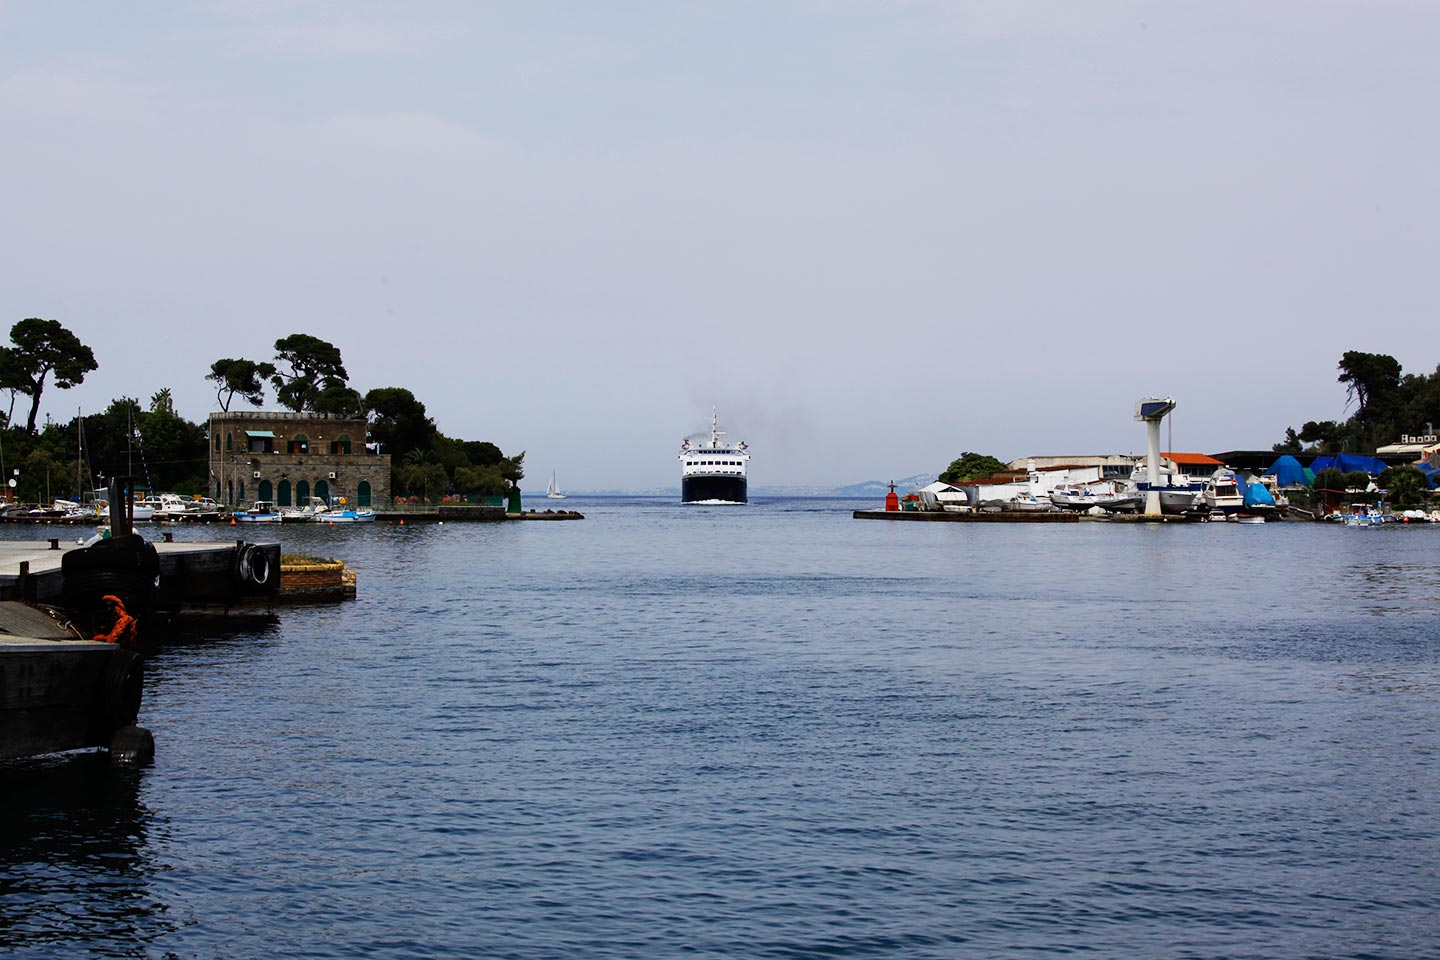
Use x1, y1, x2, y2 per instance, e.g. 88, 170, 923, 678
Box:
679, 409, 749, 504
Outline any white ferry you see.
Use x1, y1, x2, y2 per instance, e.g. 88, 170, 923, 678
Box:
679, 409, 749, 504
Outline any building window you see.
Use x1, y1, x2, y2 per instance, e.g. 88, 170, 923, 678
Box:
331, 434, 353, 455
289, 434, 309, 455
226, 433, 232, 452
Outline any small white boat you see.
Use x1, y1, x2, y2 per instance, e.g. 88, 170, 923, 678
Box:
1342, 503, 1385, 527
318, 497, 375, 523
234, 500, 282, 523
1001, 495, 1053, 513
323, 508, 376, 523
282, 496, 330, 523
546, 470, 566, 500
152, 493, 200, 522
92, 488, 156, 522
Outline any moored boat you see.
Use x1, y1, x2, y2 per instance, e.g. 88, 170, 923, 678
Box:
323, 508, 376, 523
234, 500, 282, 523
152, 493, 200, 522
1201, 475, 1245, 515
282, 496, 330, 523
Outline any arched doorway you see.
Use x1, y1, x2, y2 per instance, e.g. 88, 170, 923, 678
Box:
297, 480, 310, 504
357, 480, 372, 507
315, 479, 330, 504
277, 479, 292, 507
226, 480, 233, 505
258, 479, 273, 502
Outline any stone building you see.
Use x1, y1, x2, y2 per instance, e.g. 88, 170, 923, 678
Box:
208, 411, 391, 510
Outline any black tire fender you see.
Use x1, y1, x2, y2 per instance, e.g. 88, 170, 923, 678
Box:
236, 544, 272, 588
99, 648, 144, 729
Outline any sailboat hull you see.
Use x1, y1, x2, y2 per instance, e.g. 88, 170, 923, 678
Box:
546, 470, 566, 499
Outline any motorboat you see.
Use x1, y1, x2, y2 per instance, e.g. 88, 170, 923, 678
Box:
234, 500, 282, 523
152, 493, 200, 522
1201, 475, 1245, 515
323, 508, 376, 523
1049, 482, 1120, 512
1000, 495, 1053, 513
282, 496, 330, 523
320, 497, 375, 523
1342, 503, 1386, 527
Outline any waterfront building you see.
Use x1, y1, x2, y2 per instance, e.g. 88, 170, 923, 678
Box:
208, 411, 391, 510
1006, 455, 1138, 480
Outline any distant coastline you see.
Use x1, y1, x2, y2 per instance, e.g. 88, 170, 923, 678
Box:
537, 474, 938, 499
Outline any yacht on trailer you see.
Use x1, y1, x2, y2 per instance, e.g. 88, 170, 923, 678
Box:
679, 408, 749, 504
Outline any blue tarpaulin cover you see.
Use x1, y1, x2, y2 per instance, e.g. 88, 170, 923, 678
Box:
1233, 473, 1277, 508
1265, 455, 1309, 487
1309, 453, 1388, 476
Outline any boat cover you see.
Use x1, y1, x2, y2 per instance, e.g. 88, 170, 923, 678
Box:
1233, 473, 1277, 508
1265, 455, 1310, 487
1309, 453, 1388, 476
1417, 463, 1439, 489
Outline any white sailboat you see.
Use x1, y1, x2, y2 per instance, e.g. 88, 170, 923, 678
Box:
546, 470, 566, 499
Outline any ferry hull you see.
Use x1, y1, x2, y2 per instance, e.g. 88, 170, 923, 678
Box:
682, 475, 748, 504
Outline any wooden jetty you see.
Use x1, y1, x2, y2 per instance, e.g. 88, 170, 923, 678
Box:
854, 509, 1079, 523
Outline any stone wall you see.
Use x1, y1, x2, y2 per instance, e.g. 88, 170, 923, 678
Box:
209, 411, 391, 508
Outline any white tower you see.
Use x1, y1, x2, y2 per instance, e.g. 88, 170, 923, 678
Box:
1134, 397, 1177, 517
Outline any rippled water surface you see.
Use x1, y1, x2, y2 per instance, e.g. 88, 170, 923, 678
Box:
3, 499, 1438, 959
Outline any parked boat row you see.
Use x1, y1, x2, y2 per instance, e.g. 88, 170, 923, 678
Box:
233, 497, 376, 524
913, 460, 1292, 521
0, 493, 375, 524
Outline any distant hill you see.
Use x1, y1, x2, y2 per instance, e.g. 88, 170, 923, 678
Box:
554, 473, 938, 498
832, 473, 937, 497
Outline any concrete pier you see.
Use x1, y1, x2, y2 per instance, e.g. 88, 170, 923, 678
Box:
0, 539, 280, 607
854, 510, 1079, 523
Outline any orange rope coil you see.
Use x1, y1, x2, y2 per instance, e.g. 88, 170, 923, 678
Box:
93, 595, 138, 649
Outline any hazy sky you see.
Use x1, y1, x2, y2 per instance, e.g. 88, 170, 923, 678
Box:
3, 2, 1437, 489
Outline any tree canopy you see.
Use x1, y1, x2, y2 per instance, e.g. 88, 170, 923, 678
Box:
207, 358, 277, 411
364, 387, 436, 461
0, 318, 98, 434
940, 452, 1009, 484
270, 334, 350, 412
1276, 352, 1440, 455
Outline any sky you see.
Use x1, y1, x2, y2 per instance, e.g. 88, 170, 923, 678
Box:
2, 1, 1437, 490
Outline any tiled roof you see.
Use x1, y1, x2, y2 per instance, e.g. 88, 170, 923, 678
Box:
1162, 452, 1224, 466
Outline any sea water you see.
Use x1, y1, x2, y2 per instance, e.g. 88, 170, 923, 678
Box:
2, 499, 1437, 959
